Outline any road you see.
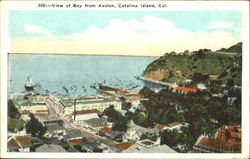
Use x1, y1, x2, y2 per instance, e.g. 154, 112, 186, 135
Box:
42, 95, 119, 147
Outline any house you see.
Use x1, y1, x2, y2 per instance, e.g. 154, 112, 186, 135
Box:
7, 135, 33, 152
99, 126, 124, 142
66, 145, 80, 152
66, 129, 83, 143
43, 119, 64, 127
209, 73, 220, 79
123, 120, 159, 142
45, 125, 66, 138
197, 83, 207, 90
72, 113, 106, 134
212, 93, 225, 98
126, 98, 141, 108
35, 144, 67, 152
173, 86, 199, 94
60, 97, 122, 115
184, 79, 192, 83
113, 141, 136, 152
193, 125, 241, 153
81, 140, 109, 152
109, 131, 124, 142
99, 126, 113, 137
82, 118, 106, 134
122, 139, 176, 153
72, 113, 99, 122
167, 122, 187, 131
155, 123, 167, 131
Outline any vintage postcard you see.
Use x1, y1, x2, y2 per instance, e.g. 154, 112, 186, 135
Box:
0, 0, 249, 158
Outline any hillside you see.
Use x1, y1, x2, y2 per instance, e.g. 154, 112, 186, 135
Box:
217, 42, 242, 53
142, 43, 242, 86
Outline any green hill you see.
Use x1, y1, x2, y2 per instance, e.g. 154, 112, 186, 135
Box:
217, 42, 242, 53
142, 43, 242, 86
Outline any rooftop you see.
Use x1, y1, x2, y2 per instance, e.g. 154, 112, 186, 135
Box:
123, 143, 176, 153
66, 129, 83, 139
47, 125, 65, 131
168, 122, 182, 127
114, 141, 136, 151
76, 109, 101, 115
8, 135, 32, 148
83, 118, 106, 128
196, 137, 232, 152
155, 123, 166, 130
15, 99, 47, 107
174, 87, 199, 93
35, 144, 67, 152
72, 113, 99, 121
100, 126, 113, 134
60, 98, 121, 107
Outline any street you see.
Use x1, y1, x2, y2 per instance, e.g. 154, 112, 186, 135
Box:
42, 95, 119, 147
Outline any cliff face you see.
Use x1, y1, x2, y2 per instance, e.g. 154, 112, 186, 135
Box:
144, 69, 166, 81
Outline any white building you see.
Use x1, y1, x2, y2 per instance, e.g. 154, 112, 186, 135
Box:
60, 97, 122, 115
15, 99, 48, 114
72, 113, 106, 134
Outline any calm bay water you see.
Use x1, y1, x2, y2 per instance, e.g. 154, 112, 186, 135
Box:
9, 54, 157, 96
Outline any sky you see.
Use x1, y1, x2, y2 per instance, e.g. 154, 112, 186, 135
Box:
9, 11, 241, 56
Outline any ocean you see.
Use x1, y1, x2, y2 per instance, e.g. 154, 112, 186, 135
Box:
8, 54, 158, 96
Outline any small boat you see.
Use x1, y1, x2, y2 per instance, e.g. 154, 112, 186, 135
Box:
24, 76, 35, 91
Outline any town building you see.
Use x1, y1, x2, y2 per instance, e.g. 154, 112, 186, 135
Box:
60, 97, 122, 115
99, 126, 124, 142
173, 86, 199, 94
35, 144, 67, 152
15, 99, 49, 121
209, 73, 220, 79
15, 99, 48, 114
167, 122, 184, 131
66, 129, 84, 143
43, 119, 64, 127
81, 140, 109, 152
113, 141, 136, 152
7, 135, 33, 152
193, 125, 241, 153
123, 120, 159, 142
197, 83, 207, 90
122, 139, 176, 153
155, 123, 168, 131
72, 113, 106, 134
45, 125, 66, 138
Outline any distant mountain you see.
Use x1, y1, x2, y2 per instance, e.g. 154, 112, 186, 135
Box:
217, 42, 242, 53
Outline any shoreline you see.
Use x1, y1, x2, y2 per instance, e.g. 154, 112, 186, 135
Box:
8, 52, 160, 58
137, 76, 177, 88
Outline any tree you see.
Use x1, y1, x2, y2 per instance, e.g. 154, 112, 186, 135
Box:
139, 86, 155, 98
8, 99, 20, 119
104, 105, 129, 132
140, 132, 158, 141
227, 79, 235, 88
25, 114, 47, 137
122, 102, 131, 110
192, 73, 209, 83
